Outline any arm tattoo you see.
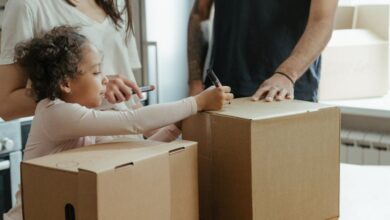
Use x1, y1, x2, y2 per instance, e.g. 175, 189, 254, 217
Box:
187, 0, 212, 82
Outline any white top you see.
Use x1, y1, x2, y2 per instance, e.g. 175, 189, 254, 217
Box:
0, 0, 141, 109
24, 97, 197, 160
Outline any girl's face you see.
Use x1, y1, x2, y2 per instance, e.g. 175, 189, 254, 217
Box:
61, 43, 108, 108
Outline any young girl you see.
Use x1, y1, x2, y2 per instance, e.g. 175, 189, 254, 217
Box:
3, 26, 233, 220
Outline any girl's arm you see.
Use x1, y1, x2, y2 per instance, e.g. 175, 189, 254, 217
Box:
43, 97, 197, 140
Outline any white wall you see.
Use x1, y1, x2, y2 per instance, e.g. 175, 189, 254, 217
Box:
144, 0, 194, 104
339, 0, 390, 5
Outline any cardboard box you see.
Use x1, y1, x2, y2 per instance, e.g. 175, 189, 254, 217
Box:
183, 98, 340, 220
319, 5, 389, 100
21, 140, 198, 220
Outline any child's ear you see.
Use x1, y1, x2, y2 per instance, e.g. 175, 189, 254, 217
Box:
59, 80, 72, 94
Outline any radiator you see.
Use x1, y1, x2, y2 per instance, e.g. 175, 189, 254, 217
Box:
341, 129, 390, 165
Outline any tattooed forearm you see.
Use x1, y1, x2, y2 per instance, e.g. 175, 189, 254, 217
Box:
187, 0, 213, 82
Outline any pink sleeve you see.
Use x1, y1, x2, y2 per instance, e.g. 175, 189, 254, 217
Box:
43, 97, 197, 140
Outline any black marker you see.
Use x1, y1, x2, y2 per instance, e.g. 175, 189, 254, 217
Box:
208, 69, 231, 104
132, 85, 155, 94
207, 69, 222, 87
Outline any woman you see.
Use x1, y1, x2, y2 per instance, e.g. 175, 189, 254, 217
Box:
0, 0, 142, 120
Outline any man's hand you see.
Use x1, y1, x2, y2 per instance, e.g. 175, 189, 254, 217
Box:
189, 80, 204, 96
105, 74, 142, 104
251, 74, 294, 102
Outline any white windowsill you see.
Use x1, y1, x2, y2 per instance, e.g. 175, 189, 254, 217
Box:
320, 92, 390, 118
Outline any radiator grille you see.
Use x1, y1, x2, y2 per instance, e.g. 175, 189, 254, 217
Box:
341, 129, 390, 165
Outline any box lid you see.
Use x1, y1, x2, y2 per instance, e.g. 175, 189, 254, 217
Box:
207, 97, 334, 120
23, 140, 195, 173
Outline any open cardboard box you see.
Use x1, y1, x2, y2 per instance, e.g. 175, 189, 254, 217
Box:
319, 5, 389, 100
21, 140, 198, 220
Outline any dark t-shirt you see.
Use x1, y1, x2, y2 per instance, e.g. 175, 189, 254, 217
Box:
208, 0, 320, 101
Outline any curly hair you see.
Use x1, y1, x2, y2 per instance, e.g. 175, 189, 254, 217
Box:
15, 25, 88, 102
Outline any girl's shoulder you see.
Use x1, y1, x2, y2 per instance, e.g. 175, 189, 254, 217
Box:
36, 98, 87, 116
37, 98, 64, 109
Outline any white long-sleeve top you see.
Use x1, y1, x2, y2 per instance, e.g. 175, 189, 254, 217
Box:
24, 97, 197, 160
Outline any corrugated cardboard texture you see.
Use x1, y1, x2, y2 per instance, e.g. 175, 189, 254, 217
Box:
211, 116, 253, 220
22, 140, 198, 220
21, 164, 77, 220
95, 153, 171, 220
77, 170, 98, 220
251, 108, 340, 219
183, 115, 212, 219
169, 145, 199, 220
183, 98, 340, 220
183, 113, 212, 158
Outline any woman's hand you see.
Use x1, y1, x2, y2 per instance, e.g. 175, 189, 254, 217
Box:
105, 74, 142, 104
194, 86, 234, 111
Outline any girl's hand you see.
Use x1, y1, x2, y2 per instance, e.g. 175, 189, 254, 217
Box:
194, 86, 234, 111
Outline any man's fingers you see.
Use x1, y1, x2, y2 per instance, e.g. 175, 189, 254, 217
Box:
265, 87, 279, 102
252, 87, 269, 101
276, 89, 288, 101
286, 93, 294, 100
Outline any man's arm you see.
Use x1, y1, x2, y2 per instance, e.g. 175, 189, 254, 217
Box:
252, 0, 338, 101
0, 64, 36, 120
187, 0, 213, 96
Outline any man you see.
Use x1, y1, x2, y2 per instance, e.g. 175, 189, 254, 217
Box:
188, 0, 338, 102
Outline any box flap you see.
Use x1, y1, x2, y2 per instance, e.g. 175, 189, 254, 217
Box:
206, 97, 334, 120
23, 140, 196, 174
329, 29, 387, 46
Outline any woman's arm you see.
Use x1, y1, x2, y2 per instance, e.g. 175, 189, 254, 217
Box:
0, 64, 36, 120
0, 0, 36, 120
